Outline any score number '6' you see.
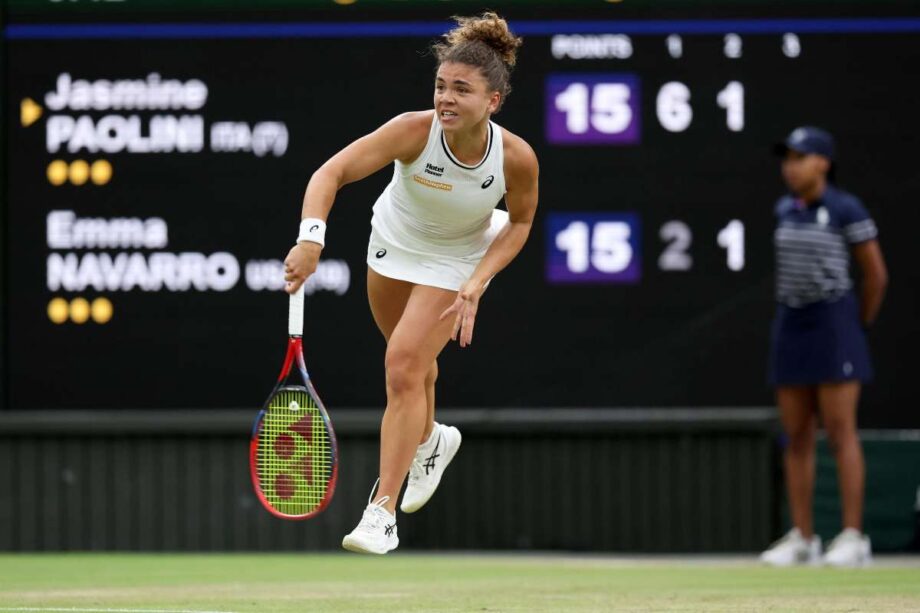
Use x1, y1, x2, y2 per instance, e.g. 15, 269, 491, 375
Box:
553, 79, 745, 135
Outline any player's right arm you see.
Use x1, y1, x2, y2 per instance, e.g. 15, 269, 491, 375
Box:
284, 111, 433, 293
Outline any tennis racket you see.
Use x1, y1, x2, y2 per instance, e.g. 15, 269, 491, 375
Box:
250, 284, 338, 519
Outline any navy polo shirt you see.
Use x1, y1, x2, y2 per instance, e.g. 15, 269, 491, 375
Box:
774, 185, 878, 307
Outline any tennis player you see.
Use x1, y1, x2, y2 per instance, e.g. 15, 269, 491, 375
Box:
283, 13, 538, 554
760, 127, 887, 567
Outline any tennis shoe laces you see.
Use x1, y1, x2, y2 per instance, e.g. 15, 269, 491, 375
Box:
342, 480, 399, 555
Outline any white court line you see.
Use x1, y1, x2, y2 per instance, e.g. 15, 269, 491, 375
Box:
0, 608, 237, 613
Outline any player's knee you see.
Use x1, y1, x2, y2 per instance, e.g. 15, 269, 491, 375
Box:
425, 361, 438, 388
784, 414, 813, 440
385, 347, 426, 396
823, 420, 858, 453
784, 420, 815, 454
786, 430, 814, 455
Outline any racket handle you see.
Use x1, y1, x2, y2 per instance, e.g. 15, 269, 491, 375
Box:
289, 283, 305, 337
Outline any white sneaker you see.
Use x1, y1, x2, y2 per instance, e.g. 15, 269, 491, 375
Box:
823, 528, 872, 568
400, 422, 462, 513
760, 528, 822, 566
342, 484, 399, 555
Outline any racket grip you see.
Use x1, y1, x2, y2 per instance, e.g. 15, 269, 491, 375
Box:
289, 283, 305, 336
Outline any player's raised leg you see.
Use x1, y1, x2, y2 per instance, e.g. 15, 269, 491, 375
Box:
343, 276, 458, 554
366, 269, 439, 442
365, 268, 462, 514
401, 375, 462, 513
378, 283, 457, 502
423, 361, 438, 443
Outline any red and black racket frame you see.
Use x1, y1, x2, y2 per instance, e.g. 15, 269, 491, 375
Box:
249, 334, 339, 520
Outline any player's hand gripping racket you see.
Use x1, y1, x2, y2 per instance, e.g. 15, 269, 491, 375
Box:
250, 284, 338, 519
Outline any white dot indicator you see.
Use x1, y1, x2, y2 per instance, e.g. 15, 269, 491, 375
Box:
666, 34, 683, 58
289, 401, 300, 411
783, 33, 802, 58
724, 33, 743, 59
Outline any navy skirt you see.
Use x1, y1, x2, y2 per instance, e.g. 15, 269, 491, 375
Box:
769, 291, 873, 386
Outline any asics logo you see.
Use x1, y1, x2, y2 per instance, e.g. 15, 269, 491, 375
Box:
375, 249, 387, 259
422, 435, 442, 475
384, 523, 396, 537
309, 224, 319, 232
481, 175, 494, 189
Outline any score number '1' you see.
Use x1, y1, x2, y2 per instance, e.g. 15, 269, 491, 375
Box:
547, 214, 745, 284
547, 74, 744, 144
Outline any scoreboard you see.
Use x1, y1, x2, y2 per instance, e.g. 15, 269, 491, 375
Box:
3, 4, 919, 427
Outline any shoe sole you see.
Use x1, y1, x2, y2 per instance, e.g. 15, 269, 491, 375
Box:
341, 535, 398, 555
400, 428, 462, 514
759, 552, 822, 567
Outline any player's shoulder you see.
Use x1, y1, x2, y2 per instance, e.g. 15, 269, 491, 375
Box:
774, 194, 796, 217
499, 125, 538, 180
380, 110, 434, 163
826, 185, 866, 211
386, 110, 435, 134
822, 186, 872, 226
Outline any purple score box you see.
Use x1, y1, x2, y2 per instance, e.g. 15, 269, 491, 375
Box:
546, 73, 641, 145
546, 212, 642, 284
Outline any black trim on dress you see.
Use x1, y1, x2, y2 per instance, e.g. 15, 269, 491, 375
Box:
441, 123, 493, 170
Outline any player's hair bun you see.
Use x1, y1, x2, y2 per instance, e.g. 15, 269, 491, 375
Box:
432, 12, 523, 111
442, 12, 522, 68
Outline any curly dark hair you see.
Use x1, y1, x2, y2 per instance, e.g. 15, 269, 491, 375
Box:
432, 12, 523, 111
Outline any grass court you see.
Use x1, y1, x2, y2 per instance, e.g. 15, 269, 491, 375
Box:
1, 553, 919, 612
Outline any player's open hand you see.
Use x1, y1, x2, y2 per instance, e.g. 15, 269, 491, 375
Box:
283, 242, 322, 294
439, 279, 485, 348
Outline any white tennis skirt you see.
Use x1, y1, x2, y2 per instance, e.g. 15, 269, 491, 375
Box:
366, 209, 509, 291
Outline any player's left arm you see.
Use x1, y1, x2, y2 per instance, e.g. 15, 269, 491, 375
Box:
852, 239, 888, 327
440, 131, 539, 347
842, 196, 888, 327
469, 133, 539, 288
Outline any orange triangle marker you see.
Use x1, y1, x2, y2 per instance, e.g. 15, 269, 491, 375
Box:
21, 98, 43, 127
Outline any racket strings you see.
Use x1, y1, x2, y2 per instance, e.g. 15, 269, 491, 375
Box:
256, 388, 332, 515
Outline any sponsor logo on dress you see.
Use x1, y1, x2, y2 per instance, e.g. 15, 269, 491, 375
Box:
481, 175, 494, 189
413, 175, 453, 191
817, 207, 829, 226
375, 249, 387, 259
424, 163, 445, 177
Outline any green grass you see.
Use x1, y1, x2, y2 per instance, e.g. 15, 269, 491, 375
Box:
0, 553, 918, 612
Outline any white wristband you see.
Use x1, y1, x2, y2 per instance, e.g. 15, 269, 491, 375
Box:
297, 217, 326, 247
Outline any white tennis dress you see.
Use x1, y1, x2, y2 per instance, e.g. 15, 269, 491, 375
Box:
367, 113, 509, 291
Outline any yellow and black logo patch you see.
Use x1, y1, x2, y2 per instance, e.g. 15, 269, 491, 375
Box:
413, 175, 452, 191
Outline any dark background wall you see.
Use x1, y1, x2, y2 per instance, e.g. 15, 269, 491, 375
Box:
2, 2, 919, 427
0, 409, 780, 552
